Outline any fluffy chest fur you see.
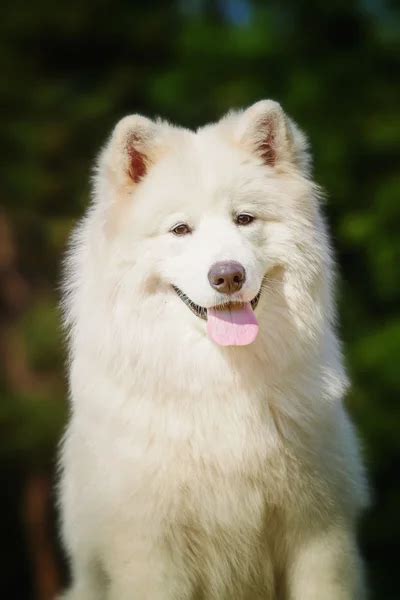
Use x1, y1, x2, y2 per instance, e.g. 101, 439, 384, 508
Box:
65, 355, 339, 535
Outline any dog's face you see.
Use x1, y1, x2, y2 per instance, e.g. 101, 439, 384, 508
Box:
91, 101, 331, 353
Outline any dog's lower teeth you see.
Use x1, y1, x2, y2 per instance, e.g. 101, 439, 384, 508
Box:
173, 285, 261, 320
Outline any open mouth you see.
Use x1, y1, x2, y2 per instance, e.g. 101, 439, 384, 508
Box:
172, 285, 262, 320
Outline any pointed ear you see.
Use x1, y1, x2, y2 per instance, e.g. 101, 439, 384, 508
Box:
234, 100, 311, 173
100, 114, 164, 190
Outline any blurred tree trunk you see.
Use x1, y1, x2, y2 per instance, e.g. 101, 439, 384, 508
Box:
1, 211, 63, 599
24, 471, 61, 600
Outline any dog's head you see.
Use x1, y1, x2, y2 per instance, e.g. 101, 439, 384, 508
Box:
71, 101, 333, 368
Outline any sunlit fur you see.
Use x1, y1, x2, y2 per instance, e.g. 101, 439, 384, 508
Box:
59, 101, 368, 599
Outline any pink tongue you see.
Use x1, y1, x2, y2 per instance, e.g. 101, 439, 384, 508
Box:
207, 303, 259, 346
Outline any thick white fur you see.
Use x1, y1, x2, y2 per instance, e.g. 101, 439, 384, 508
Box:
59, 100, 368, 599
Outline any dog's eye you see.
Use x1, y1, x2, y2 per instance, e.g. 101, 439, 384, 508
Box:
171, 223, 192, 236
235, 213, 255, 226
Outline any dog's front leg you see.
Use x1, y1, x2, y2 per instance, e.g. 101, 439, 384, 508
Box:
58, 558, 107, 600
107, 553, 193, 600
286, 522, 366, 600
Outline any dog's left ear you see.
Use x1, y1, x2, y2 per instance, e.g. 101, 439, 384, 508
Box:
234, 100, 310, 173
99, 115, 165, 193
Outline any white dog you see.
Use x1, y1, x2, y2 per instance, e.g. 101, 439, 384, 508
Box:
59, 100, 368, 599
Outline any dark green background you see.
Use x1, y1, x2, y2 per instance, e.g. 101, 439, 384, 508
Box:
1, 1, 399, 598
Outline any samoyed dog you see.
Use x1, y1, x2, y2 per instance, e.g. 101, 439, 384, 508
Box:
59, 100, 368, 599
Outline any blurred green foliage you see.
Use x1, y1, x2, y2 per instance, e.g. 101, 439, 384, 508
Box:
0, 0, 399, 598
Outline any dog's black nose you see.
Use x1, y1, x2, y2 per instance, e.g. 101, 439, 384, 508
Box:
208, 261, 246, 295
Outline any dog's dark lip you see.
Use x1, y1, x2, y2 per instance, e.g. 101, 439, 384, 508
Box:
172, 285, 262, 321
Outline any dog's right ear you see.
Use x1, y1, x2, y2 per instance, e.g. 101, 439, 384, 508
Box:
223, 100, 311, 175
99, 115, 164, 192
